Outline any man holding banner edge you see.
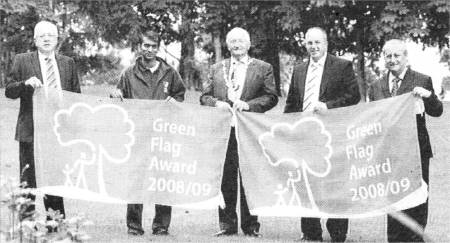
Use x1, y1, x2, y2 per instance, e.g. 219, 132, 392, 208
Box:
200, 27, 278, 237
368, 39, 443, 242
5, 21, 81, 231
284, 27, 360, 242
110, 30, 186, 236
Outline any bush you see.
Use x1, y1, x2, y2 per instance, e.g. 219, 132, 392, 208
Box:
77, 54, 124, 86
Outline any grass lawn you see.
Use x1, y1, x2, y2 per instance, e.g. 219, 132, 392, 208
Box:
1, 85, 449, 242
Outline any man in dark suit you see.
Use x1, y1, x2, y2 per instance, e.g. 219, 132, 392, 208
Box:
5, 21, 80, 225
284, 27, 360, 242
368, 39, 443, 242
200, 27, 278, 237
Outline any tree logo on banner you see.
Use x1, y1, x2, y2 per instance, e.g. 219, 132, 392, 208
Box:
258, 117, 332, 211
54, 103, 135, 196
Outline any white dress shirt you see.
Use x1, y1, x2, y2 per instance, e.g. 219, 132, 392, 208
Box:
38, 51, 61, 89
303, 54, 327, 110
388, 68, 407, 92
228, 55, 250, 101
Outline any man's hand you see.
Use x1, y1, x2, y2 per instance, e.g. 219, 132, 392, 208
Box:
24, 77, 42, 89
165, 96, 178, 103
313, 101, 328, 112
216, 100, 233, 112
412, 87, 432, 98
110, 89, 124, 101
233, 100, 250, 111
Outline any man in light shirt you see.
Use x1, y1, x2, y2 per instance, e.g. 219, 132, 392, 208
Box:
200, 27, 278, 237
284, 27, 360, 242
5, 21, 80, 230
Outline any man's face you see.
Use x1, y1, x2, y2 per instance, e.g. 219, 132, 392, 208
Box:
34, 28, 57, 55
384, 46, 407, 74
227, 34, 250, 58
140, 37, 159, 61
305, 30, 327, 62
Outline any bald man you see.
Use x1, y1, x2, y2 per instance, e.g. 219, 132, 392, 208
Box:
201, 27, 278, 237
369, 39, 443, 242
284, 27, 360, 242
5, 21, 80, 228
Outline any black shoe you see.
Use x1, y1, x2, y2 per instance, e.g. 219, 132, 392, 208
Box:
213, 230, 238, 236
330, 236, 346, 242
153, 228, 169, 236
295, 236, 323, 242
244, 230, 261, 238
127, 227, 144, 236
46, 226, 58, 233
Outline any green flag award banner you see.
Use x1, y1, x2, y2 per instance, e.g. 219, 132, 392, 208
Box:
33, 88, 230, 209
236, 93, 427, 218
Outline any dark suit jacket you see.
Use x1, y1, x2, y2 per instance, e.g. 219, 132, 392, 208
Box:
5, 51, 81, 143
200, 58, 278, 113
284, 54, 360, 113
368, 68, 443, 159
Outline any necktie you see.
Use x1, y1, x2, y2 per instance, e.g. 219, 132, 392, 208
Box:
391, 77, 401, 96
45, 58, 57, 88
303, 64, 319, 111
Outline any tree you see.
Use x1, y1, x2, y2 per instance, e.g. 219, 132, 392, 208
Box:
199, 1, 282, 95
277, 0, 449, 100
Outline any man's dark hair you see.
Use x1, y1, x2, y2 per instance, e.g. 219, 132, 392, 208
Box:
140, 30, 161, 45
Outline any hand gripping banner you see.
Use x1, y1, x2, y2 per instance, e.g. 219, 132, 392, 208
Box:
33, 89, 230, 209
236, 93, 427, 218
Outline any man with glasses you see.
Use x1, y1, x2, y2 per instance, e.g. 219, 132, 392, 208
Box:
110, 30, 185, 236
5, 21, 81, 229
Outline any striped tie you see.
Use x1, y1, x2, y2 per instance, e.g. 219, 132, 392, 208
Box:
303, 64, 319, 111
391, 77, 401, 96
45, 57, 57, 88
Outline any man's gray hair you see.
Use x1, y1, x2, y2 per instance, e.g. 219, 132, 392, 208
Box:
226, 27, 250, 44
34, 21, 58, 38
383, 39, 408, 56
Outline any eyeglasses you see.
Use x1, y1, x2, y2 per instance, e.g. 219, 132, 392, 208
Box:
142, 43, 159, 50
35, 33, 57, 40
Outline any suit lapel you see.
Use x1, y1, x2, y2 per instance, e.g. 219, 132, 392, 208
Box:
319, 55, 332, 97
55, 54, 67, 89
220, 58, 232, 85
397, 68, 413, 95
381, 73, 391, 98
240, 59, 256, 99
297, 61, 309, 107
31, 52, 43, 82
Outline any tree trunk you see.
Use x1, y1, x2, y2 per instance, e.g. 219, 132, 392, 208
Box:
213, 29, 222, 63
179, 15, 196, 90
355, 26, 366, 102
264, 11, 281, 96
251, 2, 281, 96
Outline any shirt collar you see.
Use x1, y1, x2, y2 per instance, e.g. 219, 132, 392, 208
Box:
389, 68, 407, 82
137, 56, 160, 73
38, 51, 56, 62
309, 53, 327, 68
231, 55, 250, 66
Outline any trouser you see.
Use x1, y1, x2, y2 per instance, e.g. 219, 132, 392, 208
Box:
20, 141, 65, 219
218, 129, 260, 234
387, 157, 429, 242
126, 204, 172, 233
301, 218, 348, 242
